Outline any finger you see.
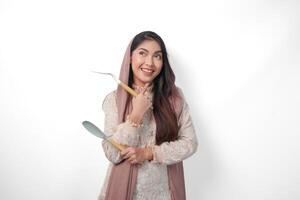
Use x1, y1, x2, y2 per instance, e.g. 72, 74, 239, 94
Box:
120, 148, 129, 156
122, 149, 135, 159
129, 158, 138, 164
120, 147, 132, 156
131, 98, 135, 106
127, 154, 136, 161
122, 152, 132, 159
137, 161, 144, 165
130, 160, 137, 164
142, 83, 150, 94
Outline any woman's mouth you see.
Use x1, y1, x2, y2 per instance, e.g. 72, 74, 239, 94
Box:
140, 68, 154, 76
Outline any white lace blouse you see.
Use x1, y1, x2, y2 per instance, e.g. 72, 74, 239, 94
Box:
98, 87, 198, 200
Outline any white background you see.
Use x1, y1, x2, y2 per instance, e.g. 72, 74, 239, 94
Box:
1, 0, 300, 199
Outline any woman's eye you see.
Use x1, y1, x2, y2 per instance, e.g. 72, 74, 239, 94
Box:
139, 51, 146, 56
155, 54, 162, 59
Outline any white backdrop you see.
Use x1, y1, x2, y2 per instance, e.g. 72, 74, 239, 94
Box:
0, 0, 299, 199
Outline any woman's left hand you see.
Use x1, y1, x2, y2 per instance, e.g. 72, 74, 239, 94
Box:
121, 147, 153, 164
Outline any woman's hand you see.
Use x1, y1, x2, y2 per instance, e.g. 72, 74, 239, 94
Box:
130, 83, 152, 123
121, 147, 153, 164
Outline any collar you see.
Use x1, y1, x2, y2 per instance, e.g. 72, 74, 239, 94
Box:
132, 83, 154, 101
132, 83, 154, 94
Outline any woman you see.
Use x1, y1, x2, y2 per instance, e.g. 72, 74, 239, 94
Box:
98, 31, 198, 200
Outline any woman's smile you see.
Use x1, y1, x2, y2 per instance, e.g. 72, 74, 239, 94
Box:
140, 67, 155, 75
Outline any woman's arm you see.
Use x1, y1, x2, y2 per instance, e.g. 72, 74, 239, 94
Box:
152, 89, 198, 165
101, 91, 142, 164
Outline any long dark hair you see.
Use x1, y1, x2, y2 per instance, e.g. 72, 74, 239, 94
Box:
127, 31, 182, 145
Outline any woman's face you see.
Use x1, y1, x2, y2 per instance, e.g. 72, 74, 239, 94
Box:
131, 39, 163, 87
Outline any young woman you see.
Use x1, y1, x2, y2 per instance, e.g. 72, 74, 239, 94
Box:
98, 31, 198, 200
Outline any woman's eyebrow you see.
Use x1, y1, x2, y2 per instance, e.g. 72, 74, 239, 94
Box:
138, 48, 162, 53
138, 48, 149, 52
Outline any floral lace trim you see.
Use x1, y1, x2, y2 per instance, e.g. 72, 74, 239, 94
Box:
132, 83, 154, 93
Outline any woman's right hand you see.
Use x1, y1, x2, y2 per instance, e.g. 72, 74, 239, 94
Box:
130, 84, 152, 123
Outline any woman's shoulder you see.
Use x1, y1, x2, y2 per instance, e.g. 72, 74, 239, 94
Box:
175, 86, 186, 100
102, 90, 117, 111
104, 90, 117, 100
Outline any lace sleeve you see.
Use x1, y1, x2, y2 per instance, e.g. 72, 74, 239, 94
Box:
152, 88, 198, 165
101, 91, 141, 164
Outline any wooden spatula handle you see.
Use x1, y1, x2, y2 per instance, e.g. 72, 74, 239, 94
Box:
119, 82, 138, 97
107, 138, 126, 151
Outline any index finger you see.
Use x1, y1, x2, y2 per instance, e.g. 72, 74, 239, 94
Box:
142, 83, 151, 94
120, 147, 132, 156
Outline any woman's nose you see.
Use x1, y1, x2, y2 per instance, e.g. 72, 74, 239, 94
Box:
145, 56, 154, 66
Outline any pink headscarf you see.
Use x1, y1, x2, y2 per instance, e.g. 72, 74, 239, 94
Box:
104, 37, 186, 200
